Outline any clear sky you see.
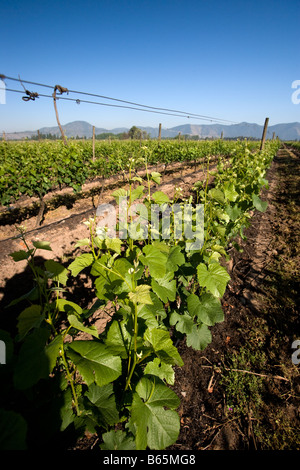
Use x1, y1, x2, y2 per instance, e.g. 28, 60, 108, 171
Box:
1, 0, 300, 132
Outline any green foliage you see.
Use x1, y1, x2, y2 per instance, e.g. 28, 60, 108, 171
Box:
0, 139, 280, 450
0, 138, 257, 207
130, 376, 180, 450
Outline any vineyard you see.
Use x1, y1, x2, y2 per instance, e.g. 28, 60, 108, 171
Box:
0, 138, 299, 451
0, 139, 259, 206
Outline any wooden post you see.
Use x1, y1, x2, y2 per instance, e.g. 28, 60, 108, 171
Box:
220, 131, 223, 139
178, 132, 181, 142
260, 117, 269, 150
53, 96, 67, 144
272, 132, 275, 140
2, 131, 5, 141
52, 85, 68, 145
92, 125, 95, 161
37, 129, 40, 141
158, 123, 162, 142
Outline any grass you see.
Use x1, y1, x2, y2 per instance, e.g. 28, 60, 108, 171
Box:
220, 327, 299, 449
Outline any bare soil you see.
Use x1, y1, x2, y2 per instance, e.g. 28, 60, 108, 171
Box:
169, 145, 300, 450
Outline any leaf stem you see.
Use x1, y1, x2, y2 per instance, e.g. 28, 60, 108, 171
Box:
96, 262, 132, 291
125, 302, 138, 391
60, 347, 80, 416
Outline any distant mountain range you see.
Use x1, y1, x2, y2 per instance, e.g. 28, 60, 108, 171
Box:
4, 120, 300, 140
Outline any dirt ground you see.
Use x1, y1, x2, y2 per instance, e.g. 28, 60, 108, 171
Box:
169, 144, 300, 450
0, 148, 299, 451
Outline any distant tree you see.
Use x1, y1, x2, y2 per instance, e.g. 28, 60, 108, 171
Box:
128, 126, 140, 139
120, 132, 129, 140
128, 126, 150, 140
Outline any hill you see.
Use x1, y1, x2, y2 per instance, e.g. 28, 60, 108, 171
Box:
4, 120, 300, 140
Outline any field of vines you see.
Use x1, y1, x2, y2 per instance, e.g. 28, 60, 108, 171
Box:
0, 138, 281, 451
0, 139, 259, 208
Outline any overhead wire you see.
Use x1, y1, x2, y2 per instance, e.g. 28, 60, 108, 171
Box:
1, 87, 227, 121
0, 74, 238, 124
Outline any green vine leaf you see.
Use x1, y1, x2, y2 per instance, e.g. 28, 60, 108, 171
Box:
66, 341, 122, 387
17, 304, 43, 340
208, 188, 225, 204
197, 262, 230, 297
128, 284, 153, 305
225, 204, 241, 221
151, 171, 161, 185
92, 256, 134, 299
169, 311, 194, 334
144, 358, 175, 385
84, 383, 119, 427
68, 253, 94, 277
74, 238, 90, 248
9, 249, 34, 262
112, 188, 127, 203
151, 272, 176, 303
130, 376, 180, 450
67, 314, 99, 338
151, 191, 170, 204
140, 245, 167, 278
186, 324, 212, 350
45, 334, 64, 373
187, 293, 224, 326
100, 430, 136, 450
223, 181, 239, 202
252, 194, 268, 212
103, 237, 123, 254
144, 328, 183, 366
59, 389, 75, 432
56, 299, 83, 315
138, 292, 167, 327
13, 328, 51, 390
131, 185, 145, 202
32, 240, 52, 251
166, 245, 185, 272
105, 320, 132, 358
105, 318, 144, 358
44, 259, 69, 286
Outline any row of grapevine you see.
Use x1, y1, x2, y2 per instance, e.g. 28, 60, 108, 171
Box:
0, 139, 259, 208
0, 140, 280, 450
285, 141, 300, 153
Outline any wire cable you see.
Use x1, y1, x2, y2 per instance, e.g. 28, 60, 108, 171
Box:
1, 87, 237, 122
1, 74, 238, 124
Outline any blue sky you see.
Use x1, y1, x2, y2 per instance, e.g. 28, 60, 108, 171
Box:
1, 0, 299, 132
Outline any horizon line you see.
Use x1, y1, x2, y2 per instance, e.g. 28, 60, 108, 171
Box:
3, 119, 300, 134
